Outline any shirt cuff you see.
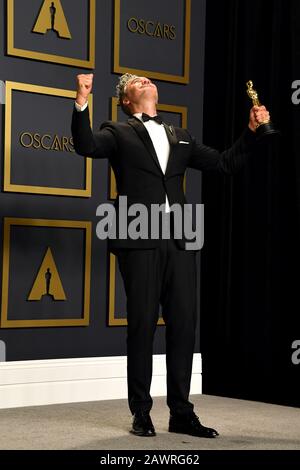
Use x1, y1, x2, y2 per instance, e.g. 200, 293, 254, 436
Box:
75, 101, 88, 112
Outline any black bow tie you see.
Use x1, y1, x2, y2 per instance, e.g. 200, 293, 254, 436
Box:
141, 113, 163, 125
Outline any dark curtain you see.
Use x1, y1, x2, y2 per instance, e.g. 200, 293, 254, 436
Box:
201, 0, 300, 406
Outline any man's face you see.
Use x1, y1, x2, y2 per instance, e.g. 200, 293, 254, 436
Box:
123, 76, 158, 108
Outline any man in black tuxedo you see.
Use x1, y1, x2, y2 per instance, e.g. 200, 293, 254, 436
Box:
71, 73, 270, 438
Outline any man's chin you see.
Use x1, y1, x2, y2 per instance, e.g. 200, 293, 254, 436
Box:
141, 89, 158, 100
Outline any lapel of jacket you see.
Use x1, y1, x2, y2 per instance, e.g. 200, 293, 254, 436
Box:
127, 117, 163, 174
163, 123, 178, 176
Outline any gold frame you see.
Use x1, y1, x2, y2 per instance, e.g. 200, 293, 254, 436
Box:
1, 217, 92, 328
4, 81, 93, 197
7, 0, 96, 68
114, 0, 191, 84
109, 97, 188, 199
108, 98, 188, 327
108, 253, 165, 327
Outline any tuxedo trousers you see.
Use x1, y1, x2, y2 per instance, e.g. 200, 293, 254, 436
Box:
116, 215, 198, 416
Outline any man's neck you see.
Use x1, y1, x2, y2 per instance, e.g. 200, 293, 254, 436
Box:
131, 102, 157, 117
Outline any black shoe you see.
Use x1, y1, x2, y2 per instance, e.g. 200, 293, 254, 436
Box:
169, 412, 219, 438
130, 411, 156, 437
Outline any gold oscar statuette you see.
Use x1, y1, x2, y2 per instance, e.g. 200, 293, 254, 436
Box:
246, 80, 279, 137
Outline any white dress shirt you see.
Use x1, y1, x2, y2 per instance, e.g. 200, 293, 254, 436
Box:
133, 113, 170, 212
75, 102, 171, 212
75, 101, 88, 112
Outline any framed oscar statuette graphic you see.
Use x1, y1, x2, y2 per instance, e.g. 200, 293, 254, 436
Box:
108, 249, 165, 327
1, 218, 92, 328
7, 0, 95, 68
114, 0, 191, 83
4, 81, 92, 197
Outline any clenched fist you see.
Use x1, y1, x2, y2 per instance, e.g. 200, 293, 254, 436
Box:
248, 105, 270, 132
76, 73, 93, 107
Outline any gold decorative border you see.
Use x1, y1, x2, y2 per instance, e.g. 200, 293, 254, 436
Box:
7, 0, 96, 68
108, 253, 165, 327
1, 217, 92, 328
109, 97, 188, 199
4, 81, 93, 197
108, 99, 188, 327
114, 0, 191, 83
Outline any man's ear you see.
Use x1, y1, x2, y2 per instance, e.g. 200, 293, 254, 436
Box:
123, 97, 130, 106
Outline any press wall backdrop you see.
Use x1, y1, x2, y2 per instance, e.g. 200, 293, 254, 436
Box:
0, 0, 206, 361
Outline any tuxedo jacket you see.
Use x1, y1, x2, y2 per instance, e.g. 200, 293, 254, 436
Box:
71, 106, 257, 253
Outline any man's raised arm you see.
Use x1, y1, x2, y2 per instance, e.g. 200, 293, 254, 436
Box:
187, 105, 271, 174
71, 73, 117, 159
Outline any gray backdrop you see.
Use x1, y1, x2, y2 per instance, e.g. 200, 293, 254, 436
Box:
0, 0, 206, 361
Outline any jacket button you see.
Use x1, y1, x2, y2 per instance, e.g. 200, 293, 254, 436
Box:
163, 176, 167, 181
